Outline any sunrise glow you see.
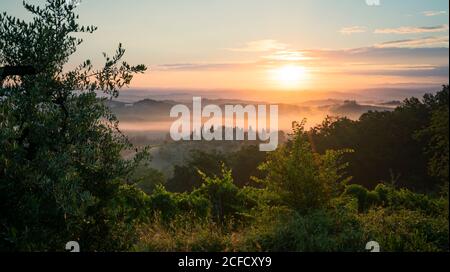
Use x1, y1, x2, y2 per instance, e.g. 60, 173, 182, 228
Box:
271, 65, 309, 89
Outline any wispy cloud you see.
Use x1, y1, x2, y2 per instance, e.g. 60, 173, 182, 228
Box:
375, 36, 449, 48
227, 40, 315, 62
423, 10, 447, 17
225, 40, 288, 52
339, 26, 367, 35
351, 65, 449, 77
296, 47, 448, 79
156, 36, 448, 85
152, 62, 255, 71
374, 24, 449, 34
263, 50, 314, 61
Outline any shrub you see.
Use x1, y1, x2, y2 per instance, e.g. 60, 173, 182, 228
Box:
259, 122, 352, 214
344, 184, 380, 212
240, 206, 365, 252
134, 168, 166, 195
148, 185, 179, 221
147, 166, 256, 223
360, 208, 449, 252
195, 166, 246, 222
134, 215, 232, 252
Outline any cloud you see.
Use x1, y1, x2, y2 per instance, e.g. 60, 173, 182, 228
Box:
297, 47, 448, 70
374, 24, 449, 34
339, 26, 367, 35
226, 40, 288, 52
349, 65, 449, 77
423, 10, 447, 17
300, 47, 449, 78
375, 36, 449, 48
155, 36, 448, 84
152, 62, 255, 71
263, 50, 314, 61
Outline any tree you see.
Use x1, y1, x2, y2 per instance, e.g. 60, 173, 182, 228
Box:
166, 150, 227, 193
228, 145, 267, 188
417, 86, 449, 184
0, 0, 147, 251
258, 121, 351, 214
309, 87, 449, 192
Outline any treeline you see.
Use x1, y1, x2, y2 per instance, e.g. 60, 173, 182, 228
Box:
309, 85, 449, 192
143, 86, 449, 195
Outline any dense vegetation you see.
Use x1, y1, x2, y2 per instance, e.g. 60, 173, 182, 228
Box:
1, 1, 448, 252
0, 0, 148, 251
134, 97, 449, 251
309, 87, 449, 192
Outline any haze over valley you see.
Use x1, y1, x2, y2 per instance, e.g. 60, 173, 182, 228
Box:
110, 85, 437, 139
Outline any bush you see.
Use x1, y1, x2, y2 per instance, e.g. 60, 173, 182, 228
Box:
360, 208, 449, 252
344, 183, 445, 215
147, 166, 256, 223
134, 215, 232, 252
385, 186, 445, 216
195, 167, 248, 222
259, 122, 351, 214
344, 184, 379, 212
134, 168, 166, 195
240, 206, 365, 252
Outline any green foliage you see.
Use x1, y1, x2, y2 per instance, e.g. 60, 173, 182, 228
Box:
136, 120, 448, 252
0, 0, 146, 251
345, 183, 446, 215
344, 184, 379, 212
147, 184, 212, 221
166, 150, 226, 192
240, 206, 365, 252
309, 86, 449, 192
176, 192, 211, 218
258, 121, 352, 213
196, 166, 245, 222
148, 165, 258, 223
148, 185, 180, 221
134, 167, 166, 195
134, 215, 232, 252
134, 87, 448, 252
417, 86, 449, 183
379, 184, 446, 216
360, 208, 449, 252
228, 145, 268, 187
166, 146, 267, 193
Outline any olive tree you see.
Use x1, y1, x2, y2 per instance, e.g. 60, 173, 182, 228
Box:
0, 0, 149, 251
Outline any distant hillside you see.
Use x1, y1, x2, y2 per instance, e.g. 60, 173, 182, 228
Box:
107, 97, 397, 135
105, 99, 177, 121
111, 85, 442, 104
320, 100, 393, 118
106, 98, 312, 122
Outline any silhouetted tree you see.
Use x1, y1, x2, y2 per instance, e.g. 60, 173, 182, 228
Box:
309, 86, 449, 192
0, 0, 147, 251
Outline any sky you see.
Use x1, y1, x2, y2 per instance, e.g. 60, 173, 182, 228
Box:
2, 0, 449, 92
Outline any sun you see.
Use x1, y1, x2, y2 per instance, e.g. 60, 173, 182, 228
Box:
271, 65, 308, 89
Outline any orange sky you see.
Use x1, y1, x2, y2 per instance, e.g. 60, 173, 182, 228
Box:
5, 0, 447, 92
